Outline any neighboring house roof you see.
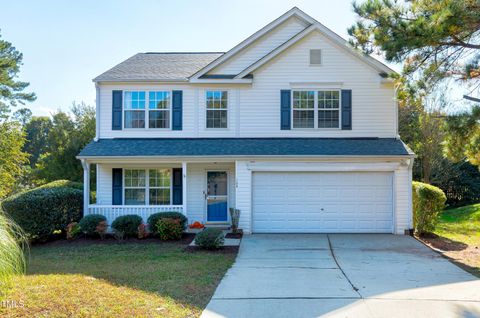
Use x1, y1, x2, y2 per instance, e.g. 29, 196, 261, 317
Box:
93, 52, 223, 82
78, 138, 413, 158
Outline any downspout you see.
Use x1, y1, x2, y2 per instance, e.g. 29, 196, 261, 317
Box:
394, 82, 400, 139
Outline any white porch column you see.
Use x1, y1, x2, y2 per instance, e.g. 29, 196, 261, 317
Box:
182, 162, 188, 216
81, 159, 90, 216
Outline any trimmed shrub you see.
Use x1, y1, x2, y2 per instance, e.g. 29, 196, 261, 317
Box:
38, 180, 83, 191
156, 218, 183, 241
147, 212, 187, 231
194, 228, 224, 250
78, 214, 107, 237
111, 215, 143, 238
412, 181, 447, 235
1, 186, 83, 242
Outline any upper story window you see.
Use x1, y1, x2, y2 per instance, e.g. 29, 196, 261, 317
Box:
292, 90, 340, 129
292, 91, 314, 128
206, 91, 228, 128
124, 91, 146, 128
124, 91, 171, 129
149, 91, 171, 129
318, 91, 340, 128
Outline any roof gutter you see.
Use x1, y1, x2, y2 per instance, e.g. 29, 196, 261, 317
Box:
77, 154, 414, 160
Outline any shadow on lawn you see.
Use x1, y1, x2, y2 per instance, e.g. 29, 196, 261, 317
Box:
419, 233, 469, 251
418, 234, 480, 278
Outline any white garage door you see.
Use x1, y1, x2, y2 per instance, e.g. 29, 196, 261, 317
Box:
252, 172, 393, 233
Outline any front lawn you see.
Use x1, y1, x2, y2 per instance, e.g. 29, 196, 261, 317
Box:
0, 238, 236, 317
420, 203, 480, 277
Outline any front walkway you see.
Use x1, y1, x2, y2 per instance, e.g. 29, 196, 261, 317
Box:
201, 234, 480, 318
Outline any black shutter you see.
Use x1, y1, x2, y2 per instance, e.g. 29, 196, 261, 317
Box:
172, 168, 182, 205
112, 90, 123, 130
172, 90, 183, 130
112, 168, 123, 205
341, 90, 352, 130
280, 90, 291, 130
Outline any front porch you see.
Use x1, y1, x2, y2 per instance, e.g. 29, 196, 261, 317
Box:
81, 160, 236, 228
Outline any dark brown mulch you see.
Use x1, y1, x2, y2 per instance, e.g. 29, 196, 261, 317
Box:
36, 233, 196, 247
184, 245, 239, 254
225, 232, 243, 239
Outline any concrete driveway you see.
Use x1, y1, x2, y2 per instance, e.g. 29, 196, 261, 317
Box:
201, 234, 480, 318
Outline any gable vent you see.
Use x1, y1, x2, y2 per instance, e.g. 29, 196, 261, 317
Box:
310, 49, 322, 65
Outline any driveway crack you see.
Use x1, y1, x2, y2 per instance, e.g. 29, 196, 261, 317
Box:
327, 234, 362, 297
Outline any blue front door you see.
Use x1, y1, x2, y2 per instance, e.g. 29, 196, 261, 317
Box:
207, 171, 228, 222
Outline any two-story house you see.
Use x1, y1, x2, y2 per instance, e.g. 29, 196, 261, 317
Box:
78, 7, 414, 234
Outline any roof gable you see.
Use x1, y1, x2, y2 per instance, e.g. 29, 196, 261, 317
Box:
207, 16, 310, 75
190, 7, 315, 79
192, 7, 394, 80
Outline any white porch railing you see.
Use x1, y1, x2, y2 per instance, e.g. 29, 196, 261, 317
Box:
87, 205, 184, 228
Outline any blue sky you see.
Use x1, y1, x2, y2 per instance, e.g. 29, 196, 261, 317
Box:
21, 0, 469, 118
0, 0, 371, 116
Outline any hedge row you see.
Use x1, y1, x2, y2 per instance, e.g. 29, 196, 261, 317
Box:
2, 183, 83, 242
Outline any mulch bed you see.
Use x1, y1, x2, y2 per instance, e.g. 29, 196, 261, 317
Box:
35, 233, 196, 247
184, 245, 239, 254
225, 232, 243, 239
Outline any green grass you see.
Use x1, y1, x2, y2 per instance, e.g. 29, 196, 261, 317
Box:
433, 203, 480, 246
0, 239, 236, 317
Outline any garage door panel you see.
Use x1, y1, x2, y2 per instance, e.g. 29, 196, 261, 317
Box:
252, 172, 393, 233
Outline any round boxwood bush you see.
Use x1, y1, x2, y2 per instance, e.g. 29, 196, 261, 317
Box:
412, 181, 447, 235
78, 214, 107, 236
147, 212, 187, 231
1, 186, 83, 242
111, 214, 143, 238
194, 228, 225, 250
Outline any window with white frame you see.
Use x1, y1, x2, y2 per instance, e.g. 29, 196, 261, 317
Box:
292, 91, 315, 128
149, 169, 171, 205
124, 91, 171, 129
206, 91, 228, 128
124, 169, 171, 205
124, 91, 146, 128
292, 90, 340, 129
124, 169, 146, 205
318, 91, 340, 128
149, 91, 170, 128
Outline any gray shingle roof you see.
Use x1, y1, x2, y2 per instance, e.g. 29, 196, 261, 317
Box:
93, 52, 224, 82
78, 138, 413, 157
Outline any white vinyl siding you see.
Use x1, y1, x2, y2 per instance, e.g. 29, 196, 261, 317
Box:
209, 16, 310, 75
98, 32, 395, 139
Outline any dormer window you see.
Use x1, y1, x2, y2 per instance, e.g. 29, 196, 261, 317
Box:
310, 49, 322, 65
